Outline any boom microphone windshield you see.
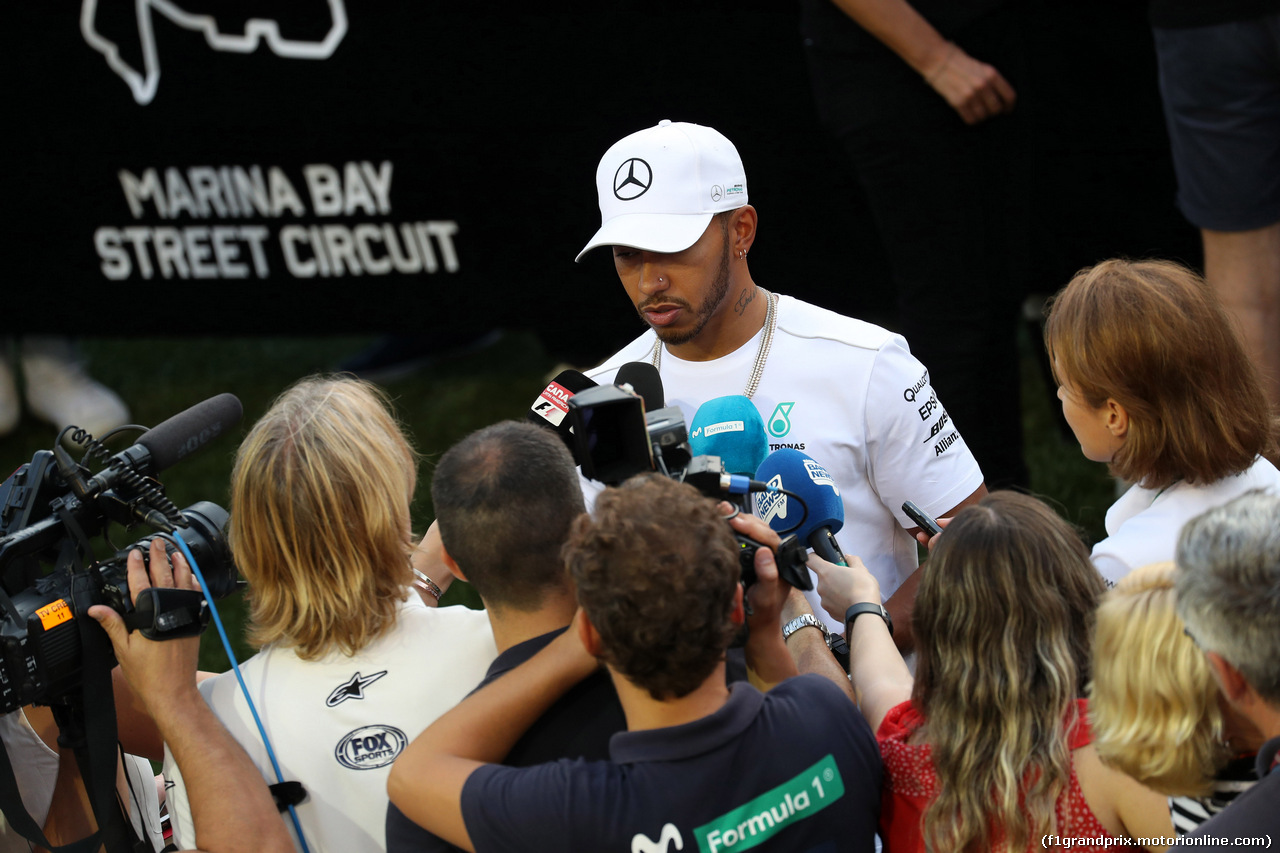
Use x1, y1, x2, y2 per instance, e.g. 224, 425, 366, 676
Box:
85, 393, 243, 494
137, 392, 243, 471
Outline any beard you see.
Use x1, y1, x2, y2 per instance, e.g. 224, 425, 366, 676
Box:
647, 234, 732, 347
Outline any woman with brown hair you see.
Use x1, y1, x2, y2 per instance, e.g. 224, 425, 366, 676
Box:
1043, 258, 1280, 584
811, 491, 1173, 851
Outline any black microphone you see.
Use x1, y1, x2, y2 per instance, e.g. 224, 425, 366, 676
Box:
526, 370, 598, 463
614, 362, 663, 411
83, 393, 244, 495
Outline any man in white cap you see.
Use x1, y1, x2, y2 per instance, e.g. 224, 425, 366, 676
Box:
577, 119, 987, 652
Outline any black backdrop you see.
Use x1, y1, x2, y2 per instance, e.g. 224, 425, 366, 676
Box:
9, 1, 1195, 363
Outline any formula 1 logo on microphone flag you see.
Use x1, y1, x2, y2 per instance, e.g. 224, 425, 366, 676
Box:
531, 381, 574, 426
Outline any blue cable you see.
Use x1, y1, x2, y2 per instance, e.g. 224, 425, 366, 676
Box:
163, 534, 313, 853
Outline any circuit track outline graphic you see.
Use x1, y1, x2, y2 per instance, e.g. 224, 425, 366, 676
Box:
80, 0, 348, 105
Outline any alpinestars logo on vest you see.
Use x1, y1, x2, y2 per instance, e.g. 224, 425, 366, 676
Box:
326, 670, 387, 706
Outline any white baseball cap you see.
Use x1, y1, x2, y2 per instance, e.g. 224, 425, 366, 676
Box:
575, 120, 748, 262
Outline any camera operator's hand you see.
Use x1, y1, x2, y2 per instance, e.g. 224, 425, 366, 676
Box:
807, 552, 883, 626
90, 538, 293, 853
723, 505, 796, 687
722, 505, 788, 630
90, 539, 200, 718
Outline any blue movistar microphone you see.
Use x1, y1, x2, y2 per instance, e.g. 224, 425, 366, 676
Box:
689, 395, 769, 477
753, 448, 848, 566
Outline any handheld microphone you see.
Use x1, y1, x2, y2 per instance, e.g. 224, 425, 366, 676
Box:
753, 448, 848, 566
613, 362, 663, 411
688, 396, 768, 477
83, 393, 244, 495
526, 370, 597, 462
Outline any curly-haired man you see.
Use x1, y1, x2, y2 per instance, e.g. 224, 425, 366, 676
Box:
388, 474, 881, 853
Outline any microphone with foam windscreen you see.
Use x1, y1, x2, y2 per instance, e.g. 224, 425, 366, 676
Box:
83, 393, 244, 495
688, 396, 769, 477
613, 362, 663, 411
753, 448, 848, 567
526, 370, 597, 463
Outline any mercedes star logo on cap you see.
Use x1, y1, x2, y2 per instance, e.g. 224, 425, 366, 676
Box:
613, 158, 652, 201
711, 184, 723, 202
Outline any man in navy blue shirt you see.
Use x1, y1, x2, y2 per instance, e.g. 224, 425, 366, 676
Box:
388, 474, 881, 853
385, 421, 626, 852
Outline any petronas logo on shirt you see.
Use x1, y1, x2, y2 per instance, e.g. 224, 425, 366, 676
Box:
768, 402, 794, 438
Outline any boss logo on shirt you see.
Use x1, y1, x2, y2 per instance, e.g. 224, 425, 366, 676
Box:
334, 725, 407, 770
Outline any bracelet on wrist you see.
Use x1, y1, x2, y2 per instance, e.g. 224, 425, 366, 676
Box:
925, 41, 957, 85
412, 568, 442, 602
782, 614, 833, 649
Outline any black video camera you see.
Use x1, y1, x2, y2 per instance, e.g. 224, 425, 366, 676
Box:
567, 385, 809, 589
0, 395, 242, 713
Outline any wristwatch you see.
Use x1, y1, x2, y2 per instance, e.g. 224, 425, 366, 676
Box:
782, 614, 832, 648
844, 602, 893, 638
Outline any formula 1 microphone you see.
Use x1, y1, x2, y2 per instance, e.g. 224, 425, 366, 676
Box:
688, 396, 769, 477
526, 370, 597, 462
614, 362, 663, 411
753, 448, 848, 567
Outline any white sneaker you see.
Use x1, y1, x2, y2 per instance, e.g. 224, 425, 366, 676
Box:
22, 346, 130, 440
0, 357, 18, 438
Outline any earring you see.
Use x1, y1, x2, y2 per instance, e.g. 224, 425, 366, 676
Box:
738, 249, 748, 260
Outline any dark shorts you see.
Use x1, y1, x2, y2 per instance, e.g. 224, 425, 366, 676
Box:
1153, 13, 1280, 231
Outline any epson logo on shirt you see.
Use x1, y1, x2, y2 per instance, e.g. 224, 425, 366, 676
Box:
705, 420, 744, 437
334, 725, 407, 770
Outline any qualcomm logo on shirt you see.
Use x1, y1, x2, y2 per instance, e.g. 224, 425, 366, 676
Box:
334, 724, 406, 770
631, 823, 683, 853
